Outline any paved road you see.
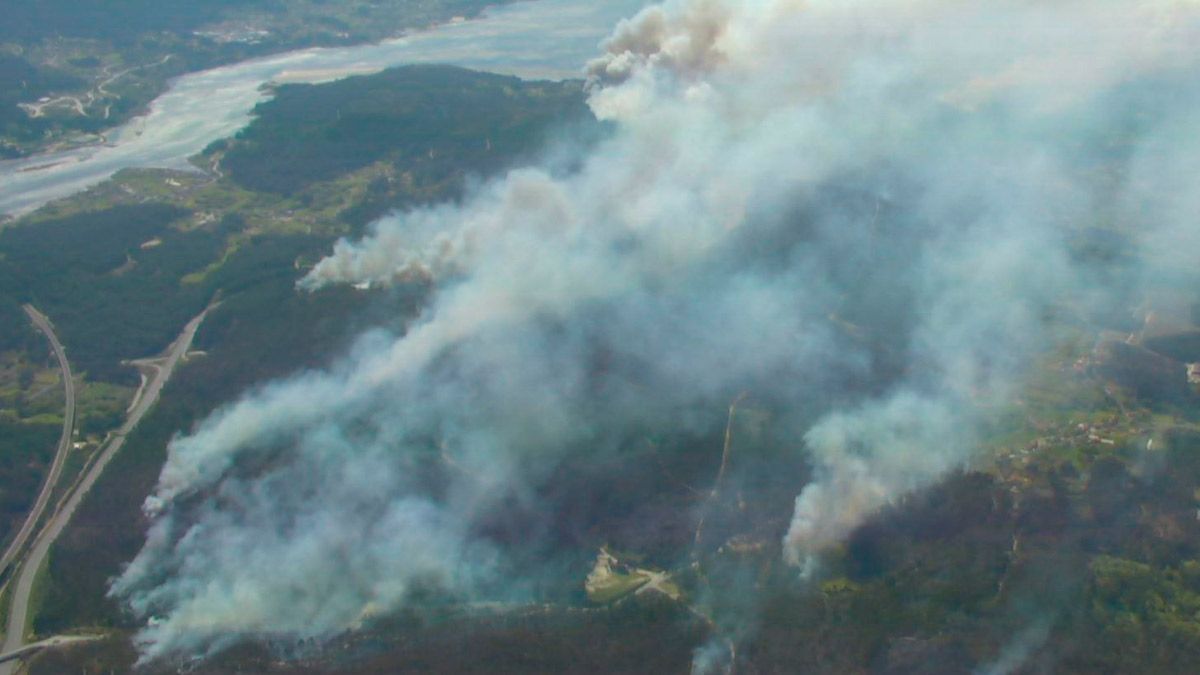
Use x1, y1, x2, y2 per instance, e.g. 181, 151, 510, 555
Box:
0, 305, 213, 673
0, 307, 77, 579
0, 634, 100, 665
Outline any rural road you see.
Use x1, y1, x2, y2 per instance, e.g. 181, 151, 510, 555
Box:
0, 634, 101, 665
0, 305, 214, 673
0, 307, 77, 580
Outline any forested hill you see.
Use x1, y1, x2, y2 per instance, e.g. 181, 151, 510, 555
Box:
216, 64, 593, 209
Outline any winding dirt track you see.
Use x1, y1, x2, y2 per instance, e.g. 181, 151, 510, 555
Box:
0, 305, 213, 673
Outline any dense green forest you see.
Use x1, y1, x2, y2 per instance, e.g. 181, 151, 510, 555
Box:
0, 297, 38, 353
0, 417, 57, 551
0, 204, 218, 383
218, 65, 590, 198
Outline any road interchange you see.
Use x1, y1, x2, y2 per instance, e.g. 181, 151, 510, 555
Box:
0, 304, 213, 673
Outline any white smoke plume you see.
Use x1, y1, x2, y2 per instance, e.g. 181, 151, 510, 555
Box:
112, 0, 1200, 662
974, 617, 1056, 675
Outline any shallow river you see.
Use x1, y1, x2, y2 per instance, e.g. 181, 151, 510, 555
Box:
0, 0, 648, 217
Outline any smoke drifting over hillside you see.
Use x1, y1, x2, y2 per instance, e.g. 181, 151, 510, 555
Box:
113, 0, 1200, 663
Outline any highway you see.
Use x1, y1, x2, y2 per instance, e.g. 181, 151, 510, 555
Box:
0, 307, 77, 581
0, 305, 213, 673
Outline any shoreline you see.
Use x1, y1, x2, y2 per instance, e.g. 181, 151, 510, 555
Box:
1, 2, 516, 162
0, 0, 645, 220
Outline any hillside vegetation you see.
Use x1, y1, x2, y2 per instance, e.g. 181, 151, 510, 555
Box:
219, 65, 589, 197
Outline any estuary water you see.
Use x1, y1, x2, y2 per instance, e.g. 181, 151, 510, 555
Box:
0, 0, 647, 217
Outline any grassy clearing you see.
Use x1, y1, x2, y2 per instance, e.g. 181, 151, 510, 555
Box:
587, 570, 652, 605
75, 380, 133, 436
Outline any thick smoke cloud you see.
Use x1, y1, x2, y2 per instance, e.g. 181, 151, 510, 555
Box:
113, 0, 1200, 662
